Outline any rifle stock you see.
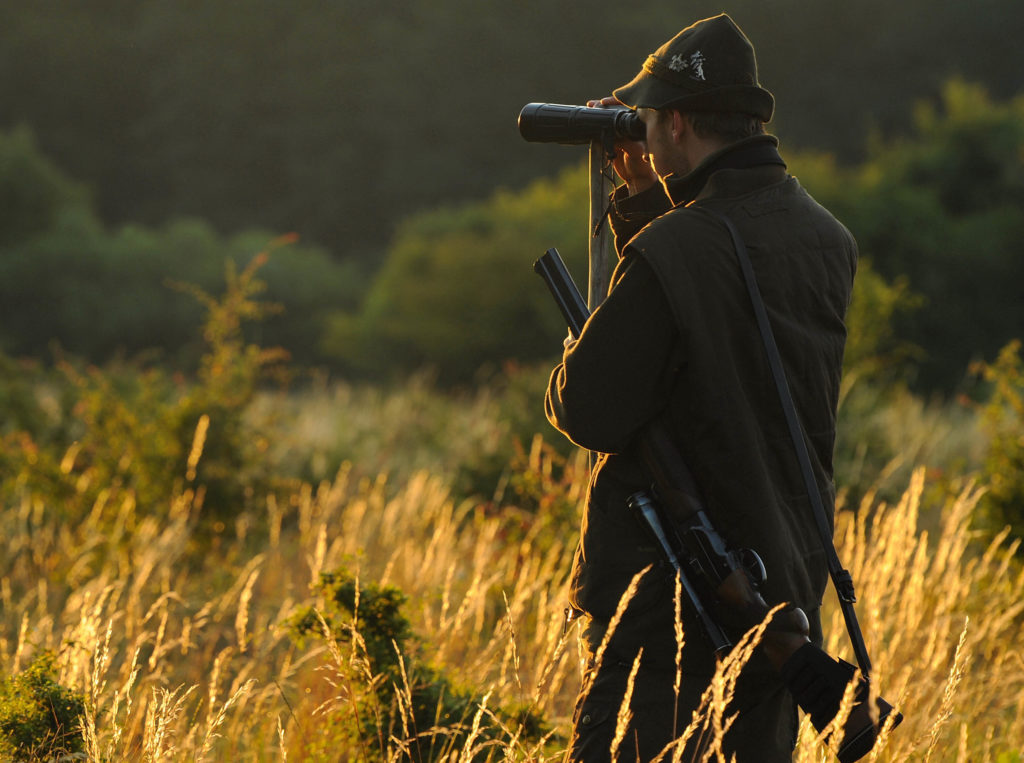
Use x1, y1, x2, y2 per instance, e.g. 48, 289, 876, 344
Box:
535, 247, 901, 762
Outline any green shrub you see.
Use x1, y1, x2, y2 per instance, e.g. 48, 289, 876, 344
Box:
0, 127, 365, 368
0, 126, 88, 248
286, 567, 547, 761
224, 230, 366, 366
840, 257, 922, 385
797, 82, 1024, 392
0, 254, 293, 555
323, 164, 589, 384
0, 354, 51, 439
61, 254, 291, 529
976, 340, 1024, 542
0, 652, 86, 761
0, 214, 362, 369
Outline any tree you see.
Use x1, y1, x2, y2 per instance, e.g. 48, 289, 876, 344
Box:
0, 126, 87, 246
323, 164, 589, 383
806, 82, 1024, 391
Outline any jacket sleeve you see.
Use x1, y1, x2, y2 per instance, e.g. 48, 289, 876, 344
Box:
545, 255, 682, 454
608, 183, 672, 256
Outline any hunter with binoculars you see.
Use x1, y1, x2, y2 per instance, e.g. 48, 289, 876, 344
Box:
519, 13, 901, 762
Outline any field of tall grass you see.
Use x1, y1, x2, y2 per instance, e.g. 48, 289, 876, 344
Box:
2, 266, 1022, 761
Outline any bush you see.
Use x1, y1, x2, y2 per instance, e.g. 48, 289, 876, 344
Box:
62, 255, 291, 529
323, 164, 589, 384
286, 567, 548, 761
798, 82, 1024, 392
0, 652, 86, 761
0, 255, 293, 551
0, 126, 88, 247
0, 126, 365, 369
0, 214, 363, 369
976, 340, 1024, 542
840, 257, 922, 385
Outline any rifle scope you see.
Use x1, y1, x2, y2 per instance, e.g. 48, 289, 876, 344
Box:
518, 102, 645, 145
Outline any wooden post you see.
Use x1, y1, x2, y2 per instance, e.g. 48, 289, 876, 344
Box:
586, 140, 614, 472
587, 140, 614, 310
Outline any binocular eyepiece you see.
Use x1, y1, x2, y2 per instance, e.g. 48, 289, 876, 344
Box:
518, 102, 645, 145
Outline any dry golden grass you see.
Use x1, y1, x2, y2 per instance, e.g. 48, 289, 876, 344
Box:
798, 470, 1024, 762
1, 419, 1022, 760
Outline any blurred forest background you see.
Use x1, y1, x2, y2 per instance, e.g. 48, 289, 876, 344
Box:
1, 0, 1023, 392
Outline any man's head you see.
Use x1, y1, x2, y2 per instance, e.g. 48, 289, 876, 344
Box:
631, 107, 737, 180
612, 14, 772, 179
613, 14, 773, 131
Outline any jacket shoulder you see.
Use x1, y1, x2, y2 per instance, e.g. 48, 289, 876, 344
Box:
625, 204, 727, 265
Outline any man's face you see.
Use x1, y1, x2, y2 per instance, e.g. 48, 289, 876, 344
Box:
637, 108, 689, 179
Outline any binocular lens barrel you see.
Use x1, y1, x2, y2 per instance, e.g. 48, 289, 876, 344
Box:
518, 102, 645, 145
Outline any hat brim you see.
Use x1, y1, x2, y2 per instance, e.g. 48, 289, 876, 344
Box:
613, 70, 774, 122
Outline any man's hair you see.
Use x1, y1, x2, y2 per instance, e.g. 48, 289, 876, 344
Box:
659, 108, 765, 142
688, 112, 765, 141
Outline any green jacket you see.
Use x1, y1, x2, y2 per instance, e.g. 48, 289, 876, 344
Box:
545, 135, 856, 669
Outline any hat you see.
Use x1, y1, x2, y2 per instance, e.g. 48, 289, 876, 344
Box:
613, 14, 774, 122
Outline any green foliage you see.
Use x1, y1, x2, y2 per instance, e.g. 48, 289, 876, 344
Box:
0, 255, 292, 549
287, 569, 414, 679
0, 126, 364, 368
801, 81, 1024, 391
324, 164, 589, 383
0, 354, 50, 438
976, 341, 1024, 542
331, 149, 932, 388
496, 434, 590, 551
839, 257, 922, 385
0, 217, 363, 369
0, 652, 86, 761
286, 567, 547, 761
0, 126, 87, 247
222, 231, 367, 365
68, 255, 290, 527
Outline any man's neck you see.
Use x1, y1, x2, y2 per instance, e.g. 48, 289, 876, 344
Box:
661, 134, 784, 206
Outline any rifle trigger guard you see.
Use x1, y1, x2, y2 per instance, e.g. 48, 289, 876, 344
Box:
739, 548, 767, 588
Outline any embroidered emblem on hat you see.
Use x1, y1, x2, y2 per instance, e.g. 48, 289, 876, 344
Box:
668, 51, 706, 81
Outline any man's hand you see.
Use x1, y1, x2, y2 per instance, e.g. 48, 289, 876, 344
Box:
587, 97, 659, 196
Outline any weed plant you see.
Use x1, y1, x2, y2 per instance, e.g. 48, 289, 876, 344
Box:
0, 651, 86, 759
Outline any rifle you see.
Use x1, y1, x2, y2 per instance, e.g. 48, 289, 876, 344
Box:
535, 247, 901, 763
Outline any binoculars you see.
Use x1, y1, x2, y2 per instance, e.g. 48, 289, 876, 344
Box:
517, 102, 645, 145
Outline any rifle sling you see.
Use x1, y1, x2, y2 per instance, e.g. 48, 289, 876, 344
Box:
700, 206, 874, 678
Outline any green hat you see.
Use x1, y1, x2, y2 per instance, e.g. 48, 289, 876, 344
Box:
613, 14, 774, 122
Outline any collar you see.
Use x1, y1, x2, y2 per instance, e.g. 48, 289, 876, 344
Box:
663, 134, 786, 207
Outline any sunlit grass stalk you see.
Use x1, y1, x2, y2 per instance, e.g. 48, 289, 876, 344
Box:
609, 647, 643, 763
921, 617, 970, 762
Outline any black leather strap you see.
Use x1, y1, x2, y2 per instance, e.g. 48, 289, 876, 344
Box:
702, 206, 874, 677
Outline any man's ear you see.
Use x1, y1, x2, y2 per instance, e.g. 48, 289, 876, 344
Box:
669, 110, 689, 143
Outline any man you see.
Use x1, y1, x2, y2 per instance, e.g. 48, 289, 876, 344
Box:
544, 14, 857, 762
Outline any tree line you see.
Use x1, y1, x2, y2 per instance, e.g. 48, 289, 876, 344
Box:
1, 0, 1021, 263
2, 81, 1022, 394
